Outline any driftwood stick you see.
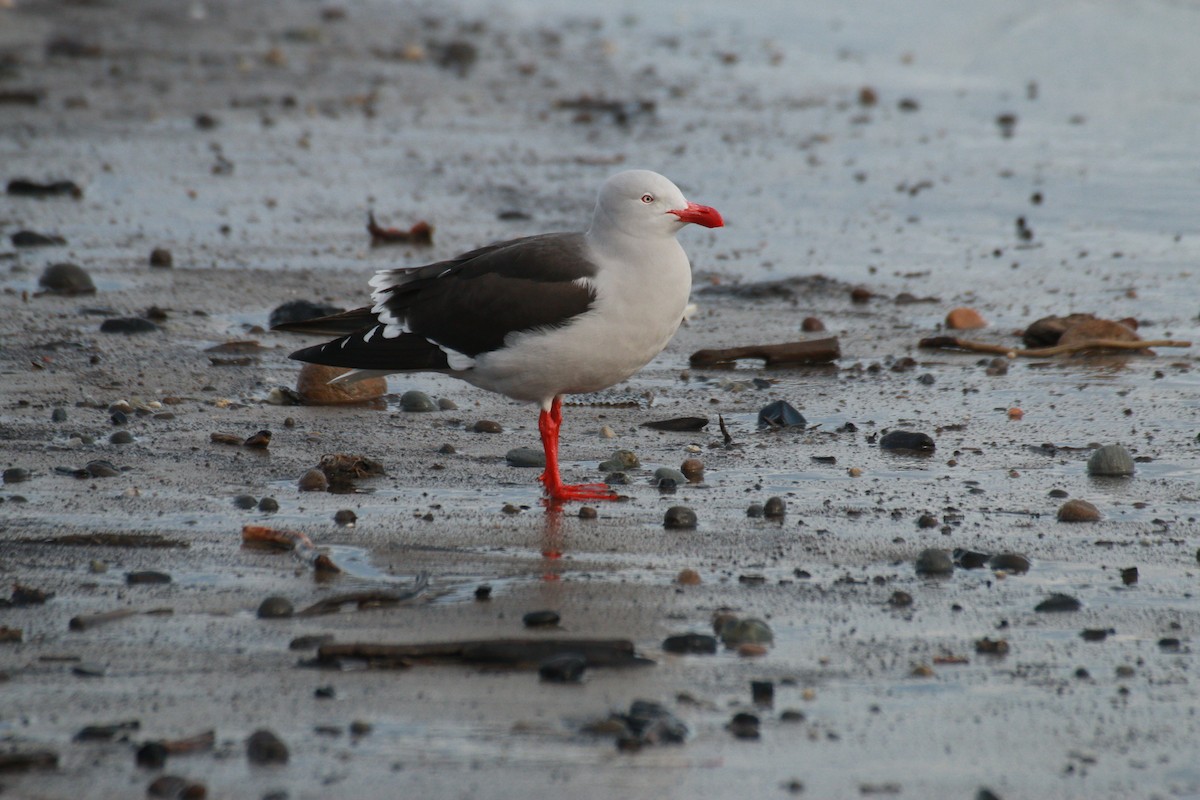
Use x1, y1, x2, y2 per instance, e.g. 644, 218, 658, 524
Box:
690, 337, 841, 367
296, 573, 430, 616
919, 336, 1191, 357
316, 638, 644, 668
68, 607, 173, 632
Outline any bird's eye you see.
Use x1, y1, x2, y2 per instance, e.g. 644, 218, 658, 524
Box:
641, 194, 654, 204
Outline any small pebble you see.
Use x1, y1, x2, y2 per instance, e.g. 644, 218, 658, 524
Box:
675, 569, 701, 585
505, 447, 545, 468
298, 468, 328, 492
38, 262, 95, 295
757, 400, 806, 429
663, 505, 697, 530
879, 430, 936, 452
400, 390, 437, 412
243, 430, 271, 448
136, 741, 169, 769
333, 509, 357, 526
474, 585, 492, 601
599, 449, 640, 472
653, 467, 687, 485
1120, 566, 1138, 585
751, 680, 775, 706
1080, 628, 1110, 642
1035, 593, 1082, 613
680, 458, 704, 482
888, 591, 913, 607
955, 550, 990, 570
522, 609, 560, 627
945, 307, 987, 329
257, 497, 279, 512
539, 653, 587, 683
472, 420, 503, 433
349, 720, 373, 736
604, 471, 629, 485
436, 397, 457, 410
975, 638, 1009, 655
1057, 499, 1100, 522
146, 775, 188, 798
801, 316, 825, 332
100, 317, 159, 334
763, 496, 786, 518
126, 570, 171, 585
268, 299, 341, 328
3, 467, 31, 483
314, 685, 336, 699
288, 634, 334, 650
149, 247, 173, 268
915, 548, 953, 575
1087, 444, 1135, 476
12, 230, 66, 247
296, 363, 385, 405
989, 553, 1031, 573
89, 560, 108, 574
719, 618, 774, 647
662, 633, 717, 654
232, 494, 257, 509
737, 643, 769, 657
109, 430, 134, 444
85, 459, 120, 477
578, 506, 598, 520
746, 502, 764, 518
51, 407, 68, 422
245, 729, 289, 764
727, 712, 761, 739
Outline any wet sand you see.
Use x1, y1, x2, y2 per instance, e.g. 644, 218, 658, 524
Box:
2, 1, 1200, 798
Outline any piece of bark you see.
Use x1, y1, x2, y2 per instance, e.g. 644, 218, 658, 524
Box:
69, 607, 173, 631
296, 573, 429, 616
919, 336, 1190, 357
315, 638, 647, 668
367, 212, 433, 246
689, 337, 840, 367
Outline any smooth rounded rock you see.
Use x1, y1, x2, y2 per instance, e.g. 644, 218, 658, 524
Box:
257, 596, 294, 618
149, 247, 173, 268
333, 509, 357, 526
298, 468, 328, 492
268, 299, 342, 329
399, 390, 437, 412
109, 430, 134, 444
680, 458, 704, 482
880, 430, 936, 452
3, 467, 31, 484
523, 609, 560, 627
719, 618, 774, 647
126, 570, 171, 585
505, 447, 546, 468
945, 307, 987, 330
763, 496, 786, 518
257, 497, 279, 512
1087, 444, 1135, 477
915, 548, 954, 575
653, 467, 687, 485
662, 633, 718, 654
989, 553, 1031, 573
99, 317, 159, 334
663, 505, 697, 530
296, 363, 385, 405
38, 262, 95, 295
1057, 499, 1100, 522
472, 419, 503, 433
232, 494, 257, 509
599, 449, 640, 472
1035, 593, 1082, 613
246, 729, 289, 764
85, 459, 120, 477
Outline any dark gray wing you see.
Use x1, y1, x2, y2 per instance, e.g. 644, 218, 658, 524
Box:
373, 232, 598, 357
276, 231, 598, 373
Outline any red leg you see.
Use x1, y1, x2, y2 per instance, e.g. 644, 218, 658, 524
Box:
538, 396, 618, 502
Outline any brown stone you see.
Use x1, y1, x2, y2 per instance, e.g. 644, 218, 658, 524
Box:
1057, 498, 1100, 522
295, 363, 386, 405
1057, 318, 1141, 347
945, 307, 987, 330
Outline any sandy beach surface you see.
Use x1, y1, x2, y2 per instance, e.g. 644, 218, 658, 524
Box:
2, 1, 1199, 798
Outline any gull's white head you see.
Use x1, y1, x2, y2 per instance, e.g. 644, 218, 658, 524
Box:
590, 169, 723, 239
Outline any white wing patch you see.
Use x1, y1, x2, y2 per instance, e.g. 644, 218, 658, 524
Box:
369, 269, 413, 338
436, 340, 476, 371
